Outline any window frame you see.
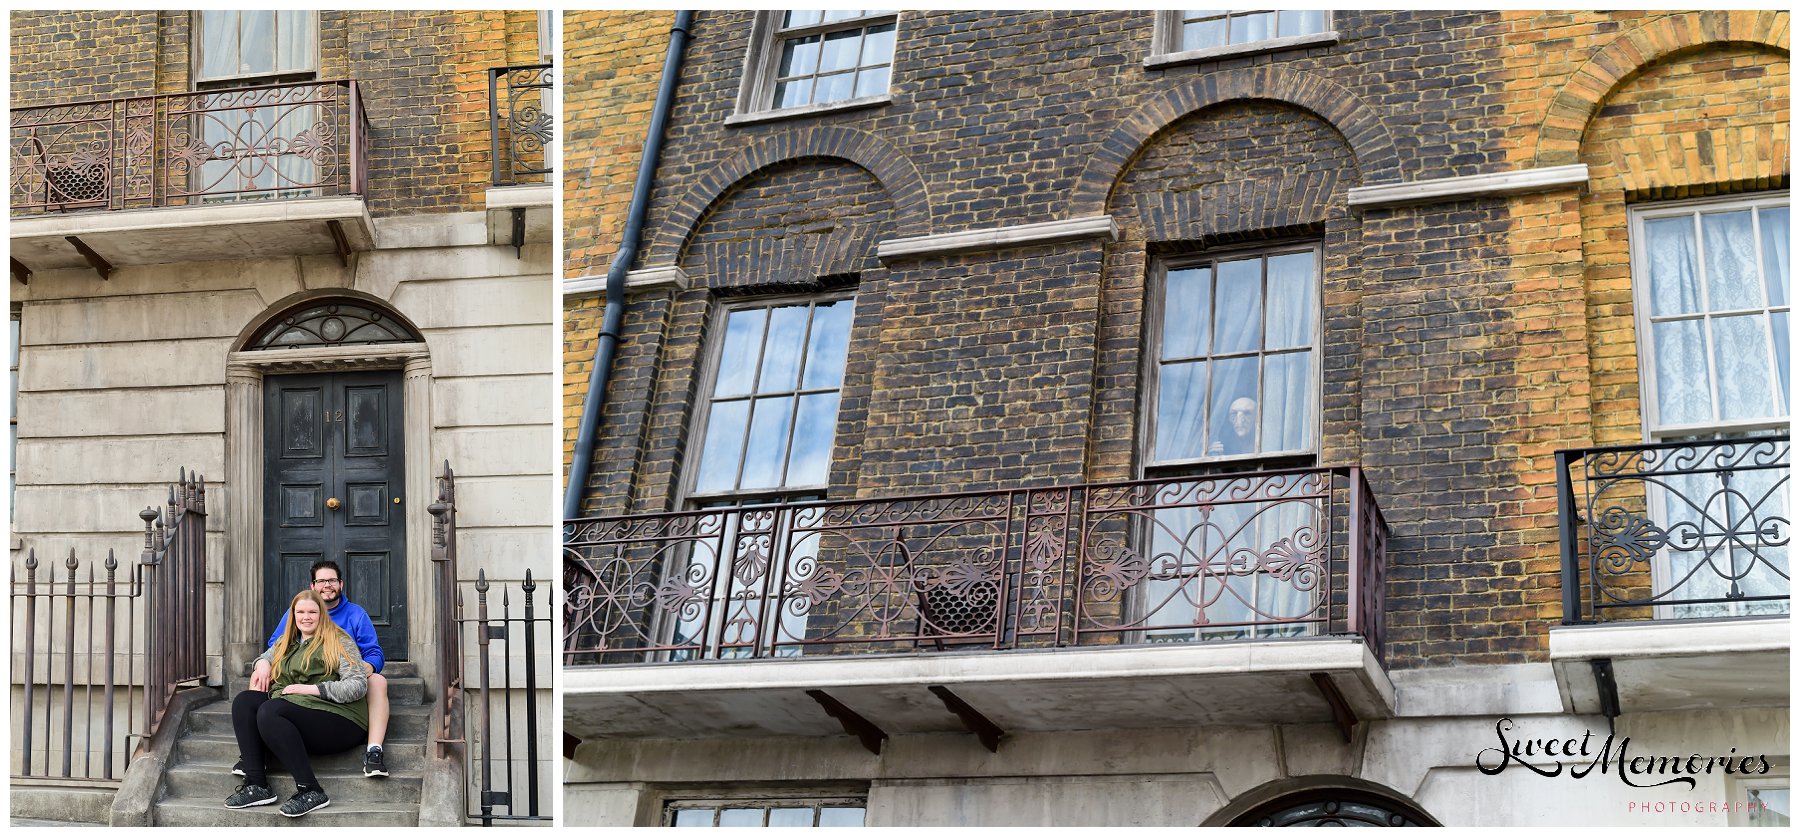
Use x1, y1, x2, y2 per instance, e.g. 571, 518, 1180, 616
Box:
1628, 192, 1790, 441
1140, 241, 1326, 474
1729, 767, 1790, 827
679, 290, 857, 508
1146, 10, 1338, 70
730, 10, 899, 126
191, 10, 321, 88
659, 790, 868, 827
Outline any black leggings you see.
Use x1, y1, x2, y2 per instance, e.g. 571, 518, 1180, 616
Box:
231, 690, 365, 793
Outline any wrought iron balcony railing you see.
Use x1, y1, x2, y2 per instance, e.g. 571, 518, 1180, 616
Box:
564, 467, 1388, 666
10, 80, 368, 216
1557, 436, 1790, 624
489, 64, 553, 186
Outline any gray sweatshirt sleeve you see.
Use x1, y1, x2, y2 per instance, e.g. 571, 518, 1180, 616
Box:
317, 656, 370, 704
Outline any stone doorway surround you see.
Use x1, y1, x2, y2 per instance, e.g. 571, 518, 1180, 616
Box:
222, 341, 437, 690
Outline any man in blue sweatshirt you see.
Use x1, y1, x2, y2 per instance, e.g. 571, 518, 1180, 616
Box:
248, 559, 393, 778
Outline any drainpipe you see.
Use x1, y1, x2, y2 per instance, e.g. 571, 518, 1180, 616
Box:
563, 10, 693, 520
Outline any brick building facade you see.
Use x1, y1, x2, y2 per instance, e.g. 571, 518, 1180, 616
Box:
561, 10, 674, 471
558, 9, 1789, 828
10, 10, 555, 825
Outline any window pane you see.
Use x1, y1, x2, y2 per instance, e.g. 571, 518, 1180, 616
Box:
740, 398, 795, 489
695, 401, 751, 493
1748, 787, 1791, 827
1645, 216, 1701, 316
759, 306, 810, 392
277, 11, 315, 73
200, 11, 238, 79
1212, 259, 1262, 354
1278, 10, 1327, 36
768, 808, 813, 827
1229, 12, 1274, 44
819, 29, 863, 73
813, 72, 854, 104
775, 79, 813, 110
1263, 251, 1315, 350
853, 66, 890, 99
672, 809, 714, 827
860, 23, 895, 65
1761, 206, 1789, 307
801, 300, 853, 389
786, 393, 839, 486
1711, 314, 1774, 421
818, 807, 866, 827
240, 11, 276, 76
1702, 210, 1760, 311
1261, 351, 1312, 453
1163, 267, 1211, 359
1183, 18, 1226, 50
778, 34, 821, 79
1651, 319, 1710, 426
718, 808, 763, 827
1155, 360, 1208, 461
1774, 311, 1790, 405
1208, 356, 1259, 456
783, 10, 823, 28
715, 309, 767, 398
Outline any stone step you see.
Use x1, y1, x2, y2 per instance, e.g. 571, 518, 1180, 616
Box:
186, 698, 436, 739
152, 796, 418, 828
163, 763, 423, 804
174, 733, 430, 773
223, 676, 431, 706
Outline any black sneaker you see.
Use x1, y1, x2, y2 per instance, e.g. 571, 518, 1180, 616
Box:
231, 760, 245, 777
279, 789, 330, 818
223, 783, 277, 809
362, 745, 389, 778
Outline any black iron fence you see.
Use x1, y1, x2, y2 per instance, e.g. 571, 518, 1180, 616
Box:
564, 467, 1388, 665
1558, 436, 1790, 623
10, 80, 368, 215
11, 470, 209, 783
488, 64, 553, 186
429, 463, 552, 826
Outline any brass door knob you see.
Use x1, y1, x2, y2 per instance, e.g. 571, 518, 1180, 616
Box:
326, 497, 341, 510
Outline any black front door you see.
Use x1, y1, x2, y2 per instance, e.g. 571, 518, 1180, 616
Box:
263, 370, 407, 658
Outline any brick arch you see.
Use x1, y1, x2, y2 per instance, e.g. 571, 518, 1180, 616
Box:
1070, 66, 1397, 217
1532, 9, 1789, 168
649, 126, 932, 265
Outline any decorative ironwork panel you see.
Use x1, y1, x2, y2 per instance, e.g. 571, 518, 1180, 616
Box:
564, 467, 1386, 665
10, 81, 367, 216
245, 299, 423, 350
1560, 436, 1790, 622
489, 64, 554, 186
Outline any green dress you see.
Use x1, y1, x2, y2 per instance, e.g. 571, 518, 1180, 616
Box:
269, 637, 371, 730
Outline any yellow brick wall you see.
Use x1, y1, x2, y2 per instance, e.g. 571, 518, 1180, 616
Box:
1498, 10, 1789, 449
561, 11, 672, 475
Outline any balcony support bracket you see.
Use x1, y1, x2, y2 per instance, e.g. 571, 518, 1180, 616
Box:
11, 258, 31, 286
929, 685, 1004, 753
1590, 658, 1620, 734
64, 236, 112, 280
510, 207, 526, 258
806, 689, 887, 756
326, 220, 353, 268
1311, 672, 1358, 744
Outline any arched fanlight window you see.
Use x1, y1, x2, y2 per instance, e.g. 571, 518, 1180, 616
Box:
244, 298, 422, 351
1232, 790, 1436, 827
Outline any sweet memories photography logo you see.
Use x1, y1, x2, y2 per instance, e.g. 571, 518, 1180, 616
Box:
1476, 718, 1774, 789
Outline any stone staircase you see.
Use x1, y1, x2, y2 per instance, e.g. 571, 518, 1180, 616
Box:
150, 662, 438, 826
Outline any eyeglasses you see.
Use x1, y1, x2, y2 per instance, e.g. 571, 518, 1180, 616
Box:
312, 578, 342, 587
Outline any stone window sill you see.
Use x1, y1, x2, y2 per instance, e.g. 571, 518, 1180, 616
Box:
725, 94, 892, 128
1144, 31, 1339, 70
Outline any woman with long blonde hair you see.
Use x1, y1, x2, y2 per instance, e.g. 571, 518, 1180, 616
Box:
225, 589, 370, 818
